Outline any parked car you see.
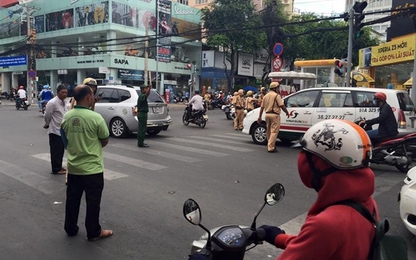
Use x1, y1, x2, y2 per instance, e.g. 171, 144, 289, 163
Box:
242, 87, 416, 145
94, 84, 172, 138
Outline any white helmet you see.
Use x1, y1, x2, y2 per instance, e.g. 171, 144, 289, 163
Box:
399, 167, 416, 235
299, 119, 372, 169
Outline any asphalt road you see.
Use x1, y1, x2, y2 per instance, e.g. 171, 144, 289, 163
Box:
0, 99, 414, 260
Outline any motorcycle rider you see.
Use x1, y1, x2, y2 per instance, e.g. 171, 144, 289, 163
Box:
189, 119, 378, 260
187, 90, 204, 122
38, 85, 54, 112
16, 86, 27, 107
359, 92, 398, 143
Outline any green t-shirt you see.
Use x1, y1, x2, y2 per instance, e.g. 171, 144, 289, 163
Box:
137, 94, 148, 113
61, 106, 109, 175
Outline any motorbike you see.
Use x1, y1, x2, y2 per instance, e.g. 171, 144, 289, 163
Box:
183, 105, 208, 128
221, 103, 236, 120
183, 183, 285, 260
355, 117, 416, 173
41, 100, 48, 114
15, 97, 30, 110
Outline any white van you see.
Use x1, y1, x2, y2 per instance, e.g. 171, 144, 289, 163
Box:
242, 87, 416, 145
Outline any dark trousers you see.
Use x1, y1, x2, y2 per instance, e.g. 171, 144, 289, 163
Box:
137, 113, 148, 146
64, 173, 104, 239
49, 133, 64, 173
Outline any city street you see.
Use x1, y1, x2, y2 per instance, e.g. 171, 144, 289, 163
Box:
0, 99, 415, 260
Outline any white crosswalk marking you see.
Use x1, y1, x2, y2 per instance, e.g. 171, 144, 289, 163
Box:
111, 143, 201, 163
0, 159, 59, 195
210, 134, 249, 141
31, 153, 129, 180
103, 152, 167, 171
149, 141, 229, 157
193, 136, 250, 145
169, 137, 253, 152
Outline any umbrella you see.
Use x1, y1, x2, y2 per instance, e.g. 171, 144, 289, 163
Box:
268, 71, 317, 80
351, 71, 375, 83
404, 78, 413, 86
243, 85, 257, 92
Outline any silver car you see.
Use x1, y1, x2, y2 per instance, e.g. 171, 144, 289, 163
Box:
94, 84, 172, 138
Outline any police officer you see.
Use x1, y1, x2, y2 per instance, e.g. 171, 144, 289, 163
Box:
233, 89, 245, 130
137, 85, 150, 148
257, 82, 289, 152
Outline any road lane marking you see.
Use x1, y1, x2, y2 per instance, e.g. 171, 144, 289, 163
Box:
149, 141, 229, 157
103, 152, 166, 171
210, 134, 250, 141
194, 136, 250, 145
169, 138, 253, 152
0, 159, 58, 194
31, 153, 129, 180
111, 143, 201, 163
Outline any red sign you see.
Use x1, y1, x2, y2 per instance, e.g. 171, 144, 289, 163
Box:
0, 0, 19, 8
272, 57, 283, 72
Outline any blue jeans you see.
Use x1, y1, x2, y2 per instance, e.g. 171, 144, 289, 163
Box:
366, 129, 379, 139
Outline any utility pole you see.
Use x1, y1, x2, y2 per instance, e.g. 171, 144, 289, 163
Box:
144, 17, 149, 87
346, 8, 354, 88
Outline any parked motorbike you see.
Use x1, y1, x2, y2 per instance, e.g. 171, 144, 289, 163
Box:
15, 98, 30, 110
399, 166, 416, 236
183, 183, 285, 260
183, 106, 208, 128
355, 117, 416, 173
221, 103, 236, 120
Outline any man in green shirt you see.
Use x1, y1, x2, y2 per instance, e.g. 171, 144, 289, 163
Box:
61, 85, 113, 241
137, 85, 150, 148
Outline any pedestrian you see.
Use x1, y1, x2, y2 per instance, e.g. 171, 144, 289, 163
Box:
61, 85, 112, 241
233, 89, 245, 130
137, 84, 150, 148
257, 82, 289, 152
245, 90, 255, 112
257, 87, 267, 107
43, 84, 68, 175
70, 78, 101, 111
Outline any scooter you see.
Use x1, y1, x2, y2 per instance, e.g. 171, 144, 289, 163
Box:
221, 103, 235, 120
41, 100, 48, 114
399, 166, 416, 236
355, 117, 416, 173
183, 105, 208, 129
183, 183, 285, 260
16, 97, 30, 110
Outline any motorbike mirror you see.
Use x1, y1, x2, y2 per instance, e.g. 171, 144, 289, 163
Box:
264, 183, 285, 206
183, 199, 202, 225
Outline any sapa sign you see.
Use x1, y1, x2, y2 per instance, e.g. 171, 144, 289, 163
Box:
114, 58, 129, 65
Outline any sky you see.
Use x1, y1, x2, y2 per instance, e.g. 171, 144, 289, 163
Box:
294, 0, 346, 16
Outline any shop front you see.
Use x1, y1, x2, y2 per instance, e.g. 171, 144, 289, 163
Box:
293, 59, 340, 88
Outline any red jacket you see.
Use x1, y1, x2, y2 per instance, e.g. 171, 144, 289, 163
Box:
275, 151, 378, 260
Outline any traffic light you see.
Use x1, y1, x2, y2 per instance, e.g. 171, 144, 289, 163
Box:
188, 79, 193, 86
353, 1, 367, 39
334, 59, 346, 77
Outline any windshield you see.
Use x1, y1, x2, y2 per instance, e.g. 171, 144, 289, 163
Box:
397, 92, 414, 111
136, 90, 164, 103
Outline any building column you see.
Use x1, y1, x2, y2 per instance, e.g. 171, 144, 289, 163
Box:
77, 70, 83, 86
50, 70, 58, 93
78, 36, 84, 56
1, 72, 11, 93
159, 72, 164, 94
51, 41, 57, 58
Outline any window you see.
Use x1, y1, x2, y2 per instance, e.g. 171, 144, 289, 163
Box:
118, 89, 131, 102
318, 92, 353, 107
178, 0, 189, 4
195, 0, 208, 4
397, 93, 415, 111
97, 88, 115, 103
355, 91, 377, 107
136, 90, 164, 102
285, 90, 319, 107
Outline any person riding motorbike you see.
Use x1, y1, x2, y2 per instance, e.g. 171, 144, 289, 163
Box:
358, 92, 398, 144
189, 119, 378, 260
16, 86, 27, 106
38, 85, 54, 112
187, 90, 204, 122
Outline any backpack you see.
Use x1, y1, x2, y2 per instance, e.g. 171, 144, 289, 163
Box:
335, 200, 408, 260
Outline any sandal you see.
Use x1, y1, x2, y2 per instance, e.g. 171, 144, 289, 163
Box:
88, 229, 113, 241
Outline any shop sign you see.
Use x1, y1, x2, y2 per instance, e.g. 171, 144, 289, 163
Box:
371, 35, 415, 66
0, 56, 26, 67
77, 59, 104, 64
118, 69, 144, 81
174, 6, 195, 15
237, 53, 253, 77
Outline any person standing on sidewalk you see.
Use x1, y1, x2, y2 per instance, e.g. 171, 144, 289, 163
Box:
257, 82, 289, 153
137, 85, 150, 148
61, 85, 112, 241
44, 84, 68, 175
233, 89, 245, 130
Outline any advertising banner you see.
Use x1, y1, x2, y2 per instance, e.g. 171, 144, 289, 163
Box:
170, 17, 200, 40
74, 1, 109, 27
112, 1, 138, 27
390, 0, 416, 39
0, 56, 27, 67
46, 9, 75, 31
202, 51, 215, 68
157, 0, 171, 63
358, 47, 372, 68
0, 22, 19, 38
237, 53, 254, 77
118, 69, 144, 81
370, 35, 415, 66
138, 9, 156, 30
35, 15, 45, 33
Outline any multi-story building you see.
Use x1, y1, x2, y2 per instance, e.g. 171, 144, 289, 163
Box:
181, 0, 294, 14
0, 0, 202, 101
345, 0, 391, 42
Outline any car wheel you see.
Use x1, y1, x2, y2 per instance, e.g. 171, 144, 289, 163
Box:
252, 123, 267, 145
147, 129, 161, 136
110, 118, 128, 138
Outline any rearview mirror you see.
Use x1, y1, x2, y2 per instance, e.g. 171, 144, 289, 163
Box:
183, 199, 202, 225
265, 183, 285, 206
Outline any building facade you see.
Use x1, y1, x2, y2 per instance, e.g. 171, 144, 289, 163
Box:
0, 0, 202, 99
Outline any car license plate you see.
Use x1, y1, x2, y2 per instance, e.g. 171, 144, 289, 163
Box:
153, 107, 161, 114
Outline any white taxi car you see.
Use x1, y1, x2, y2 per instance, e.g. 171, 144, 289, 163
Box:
242, 87, 416, 145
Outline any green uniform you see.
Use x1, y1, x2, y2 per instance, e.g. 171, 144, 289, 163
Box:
137, 93, 148, 147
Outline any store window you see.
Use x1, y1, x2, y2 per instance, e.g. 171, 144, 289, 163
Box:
195, 0, 208, 4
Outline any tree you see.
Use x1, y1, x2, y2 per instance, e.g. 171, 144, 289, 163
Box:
201, 0, 263, 91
